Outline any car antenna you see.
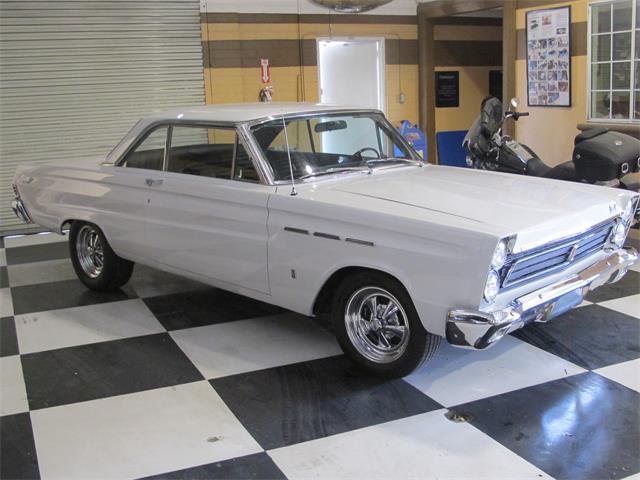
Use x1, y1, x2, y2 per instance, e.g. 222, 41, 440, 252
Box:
282, 113, 297, 196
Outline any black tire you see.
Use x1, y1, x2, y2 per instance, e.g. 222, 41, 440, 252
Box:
69, 221, 134, 292
331, 271, 441, 378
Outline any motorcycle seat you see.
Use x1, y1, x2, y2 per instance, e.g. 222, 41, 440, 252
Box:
544, 161, 579, 181
526, 157, 578, 181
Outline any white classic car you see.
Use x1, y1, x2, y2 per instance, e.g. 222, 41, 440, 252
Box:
12, 102, 639, 377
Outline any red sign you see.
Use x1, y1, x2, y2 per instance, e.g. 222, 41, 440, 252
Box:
260, 58, 270, 84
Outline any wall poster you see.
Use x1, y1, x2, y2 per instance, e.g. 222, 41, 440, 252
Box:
526, 6, 571, 107
435, 71, 459, 108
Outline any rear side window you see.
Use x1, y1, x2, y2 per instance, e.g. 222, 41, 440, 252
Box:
121, 127, 168, 170
167, 126, 259, 182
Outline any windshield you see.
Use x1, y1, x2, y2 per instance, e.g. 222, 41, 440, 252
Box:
251, 112, 419, 181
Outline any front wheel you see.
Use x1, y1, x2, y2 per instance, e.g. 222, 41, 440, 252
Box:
69, 221, 134, 292
331, 272, 441, 378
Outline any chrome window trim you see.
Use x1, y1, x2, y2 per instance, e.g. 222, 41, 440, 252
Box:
111, 119, 237, 167
112, 120, 271, 185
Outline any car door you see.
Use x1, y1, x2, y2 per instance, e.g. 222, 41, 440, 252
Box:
101, 125, 169, 261
143, 124, 274, 294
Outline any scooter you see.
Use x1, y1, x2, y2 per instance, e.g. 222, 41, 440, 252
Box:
463, 96, 640, 192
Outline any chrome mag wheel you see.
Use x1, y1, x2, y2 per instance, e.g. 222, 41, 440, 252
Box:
76, 225, 104, 278
344, 286, 410, 364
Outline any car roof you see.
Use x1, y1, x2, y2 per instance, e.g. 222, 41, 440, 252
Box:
145, 102, 377, 123
104, 102, 380, 164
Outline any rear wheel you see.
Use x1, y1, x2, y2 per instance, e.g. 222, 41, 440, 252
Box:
331, 271, 441, 378
69, 221, 134, 291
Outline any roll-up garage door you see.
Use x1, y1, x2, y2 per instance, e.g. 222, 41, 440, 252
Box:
0, 0, 205, 231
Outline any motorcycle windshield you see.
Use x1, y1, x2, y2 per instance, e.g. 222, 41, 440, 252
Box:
463, 116, 481, 148
480, 96, 503, 137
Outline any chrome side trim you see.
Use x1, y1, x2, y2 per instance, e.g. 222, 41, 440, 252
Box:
284, 227, 309, 235
345, 238, 375, 247
283, 228, 374, 246
313, 232, 340, 241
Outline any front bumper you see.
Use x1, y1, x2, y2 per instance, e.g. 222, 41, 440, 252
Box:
446, 247, 638, 350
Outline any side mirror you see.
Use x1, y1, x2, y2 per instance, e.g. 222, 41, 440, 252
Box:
510, 97, 520, 109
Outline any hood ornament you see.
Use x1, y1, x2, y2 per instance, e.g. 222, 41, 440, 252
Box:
307, 0, 393, 13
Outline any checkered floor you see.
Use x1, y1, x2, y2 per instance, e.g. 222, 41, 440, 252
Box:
1, 232, 639, 480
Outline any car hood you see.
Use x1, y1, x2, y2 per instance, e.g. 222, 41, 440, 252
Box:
329, 166, 631, 252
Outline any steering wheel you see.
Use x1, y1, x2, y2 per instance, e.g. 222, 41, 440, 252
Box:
352, 147, 381, 164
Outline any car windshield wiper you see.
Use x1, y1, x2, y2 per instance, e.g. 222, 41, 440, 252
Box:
297, 166, 369, 180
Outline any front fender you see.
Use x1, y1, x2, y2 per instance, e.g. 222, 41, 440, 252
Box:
267, 196, 499, 337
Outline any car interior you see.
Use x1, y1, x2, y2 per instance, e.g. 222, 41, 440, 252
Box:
122, 143, 259, 182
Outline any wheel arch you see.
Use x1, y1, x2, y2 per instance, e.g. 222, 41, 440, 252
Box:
312, 265, 415, 316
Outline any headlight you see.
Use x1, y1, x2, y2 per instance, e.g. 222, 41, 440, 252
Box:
610, 222, 627, 248
484, 270, 500, 303
491, 240, 508, 269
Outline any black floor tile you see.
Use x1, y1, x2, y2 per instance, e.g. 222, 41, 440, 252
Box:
144, 288, 286, 331
0, 266, 7, 288
0, 413, 40, 480
5, 241, 69, 265
11, 278, 136, 315
141, 452, 286, 480
586, 270, 640, 303
1, 316, 19, 357
512, 304, 640, 370
625, 235, 639, 250
21, 333, 203, 409
449, 372, 640, 480
211, 355, 441, 450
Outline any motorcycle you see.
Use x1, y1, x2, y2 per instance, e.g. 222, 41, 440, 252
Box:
463, 96, 640, 193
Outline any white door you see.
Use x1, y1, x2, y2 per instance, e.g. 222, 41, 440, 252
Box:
317, 38, 386, 111
143, 125, 273, 294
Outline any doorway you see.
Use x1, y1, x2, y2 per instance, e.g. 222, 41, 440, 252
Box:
317, 38, 386, 111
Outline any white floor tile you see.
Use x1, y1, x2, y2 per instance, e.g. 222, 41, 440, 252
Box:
31, 381, 262, 480
577, 300, 592, 308
14, 299, 166, 354
0, 288, 13, 317
405, 335, 585, 407
171, 313, 342, 379
0, 355, 28, 416
269, 409, 550, 480
621, 472, 640, 480
599, 294, 640, 319
4, 232, 66, 248
595, 358, 640, 393
7, 258, 76, 287
0, 249, 6, 267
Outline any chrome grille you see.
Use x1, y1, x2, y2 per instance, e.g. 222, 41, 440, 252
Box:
501, 218, 616, 288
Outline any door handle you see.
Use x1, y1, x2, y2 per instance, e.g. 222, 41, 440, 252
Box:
145, 178, 164, 187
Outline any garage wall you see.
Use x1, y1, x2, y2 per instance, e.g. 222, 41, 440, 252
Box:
515, 0, 587, 166
0, 0, 205, 231
433, 18, 502, 133
201, 2, 420, 126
